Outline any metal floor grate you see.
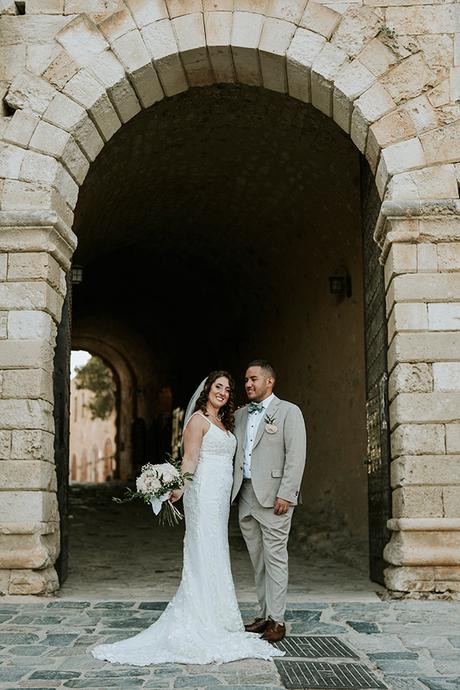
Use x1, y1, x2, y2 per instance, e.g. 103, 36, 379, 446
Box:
275, 636, 359, 659
275, 660, 387, 689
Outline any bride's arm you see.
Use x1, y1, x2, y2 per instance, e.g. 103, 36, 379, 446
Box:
170, 415, 206, 502
181, 414, 206, 475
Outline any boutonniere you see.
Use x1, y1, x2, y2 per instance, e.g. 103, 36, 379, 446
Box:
264, 414, 278, 434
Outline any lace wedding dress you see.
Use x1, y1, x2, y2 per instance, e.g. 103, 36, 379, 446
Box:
91, 413, 284, 665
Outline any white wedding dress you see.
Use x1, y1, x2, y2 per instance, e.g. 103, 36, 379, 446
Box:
91, 413, 284, 665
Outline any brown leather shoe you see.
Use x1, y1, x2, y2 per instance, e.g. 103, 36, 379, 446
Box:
244, 618, 270, 633
262, 620, 286, 642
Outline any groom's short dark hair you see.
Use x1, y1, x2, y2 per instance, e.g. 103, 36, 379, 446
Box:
247, 359, 276, 380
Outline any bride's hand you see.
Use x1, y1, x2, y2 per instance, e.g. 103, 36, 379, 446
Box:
170, 488, 184, 503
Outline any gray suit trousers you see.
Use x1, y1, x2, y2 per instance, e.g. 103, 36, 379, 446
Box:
238, 479, 293, 623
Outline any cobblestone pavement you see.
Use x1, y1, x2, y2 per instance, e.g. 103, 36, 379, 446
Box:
2, 485, 459, 689
1, 599, 460, 689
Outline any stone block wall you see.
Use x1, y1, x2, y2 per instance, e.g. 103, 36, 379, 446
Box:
0, 0, 459, 594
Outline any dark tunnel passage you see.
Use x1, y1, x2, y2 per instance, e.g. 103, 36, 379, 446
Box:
70, 83, 372, 543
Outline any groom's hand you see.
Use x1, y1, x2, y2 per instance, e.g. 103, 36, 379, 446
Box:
274, 497, 291, 515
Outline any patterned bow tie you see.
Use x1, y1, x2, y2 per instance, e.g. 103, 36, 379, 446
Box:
248, 402, 264, 414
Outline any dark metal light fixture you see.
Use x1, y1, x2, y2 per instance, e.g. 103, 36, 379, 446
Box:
71, 265, 83, 285
329, 266, 352, 298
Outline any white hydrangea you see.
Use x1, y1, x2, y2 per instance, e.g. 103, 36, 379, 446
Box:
136, 462, 180, 495
136, 472, 161, 494
157, 463, 180, 483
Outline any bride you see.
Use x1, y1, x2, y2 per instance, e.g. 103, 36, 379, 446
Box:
91, 370, 284, 665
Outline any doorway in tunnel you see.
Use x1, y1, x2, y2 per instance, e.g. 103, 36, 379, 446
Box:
55, 83, 390, 592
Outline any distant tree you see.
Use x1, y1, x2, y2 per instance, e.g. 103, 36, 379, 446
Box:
74, 356, 115, 420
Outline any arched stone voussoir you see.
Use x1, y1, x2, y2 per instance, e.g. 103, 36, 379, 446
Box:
171, 11, 215, 87
4, 70, 105, 168
101, 26, 165, 108
54, 15, 143, 125
1, 0, 456, 212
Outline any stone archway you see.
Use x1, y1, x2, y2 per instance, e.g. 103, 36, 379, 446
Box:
0, 0, 459, 596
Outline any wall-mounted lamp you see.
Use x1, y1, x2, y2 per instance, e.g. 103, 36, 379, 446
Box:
329, 266, 352, 298
71, 265, 84, 285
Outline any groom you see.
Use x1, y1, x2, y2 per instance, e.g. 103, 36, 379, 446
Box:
232, 360, 307, 643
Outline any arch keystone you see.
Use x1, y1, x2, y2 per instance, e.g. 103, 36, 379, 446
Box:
172, 12, 214, 86
204, 11, 235, 83
231, 11, 265, 86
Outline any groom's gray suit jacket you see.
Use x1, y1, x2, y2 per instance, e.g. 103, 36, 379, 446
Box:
231, 396, 307, 508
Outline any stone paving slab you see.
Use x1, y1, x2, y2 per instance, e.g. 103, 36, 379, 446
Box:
1, 600, 460, 689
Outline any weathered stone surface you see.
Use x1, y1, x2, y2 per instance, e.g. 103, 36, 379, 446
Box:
5, 71, 57, 116
391, 456, 460, 488
385, 528, 460, 566
388, 303, 428, 342
391, 423, 444, 457
172, 12, 214, 87
331, 6, 382, 58
433, 363, 460, 391
205, 11, 235, 83
0, 526, 59, 568
110, 30, 164, 107
446, 425, 460, 454
390, 392, 460, 427
351, 81, 396, 152
384, 244, 417, 285
8, 565, 59, 594
141, 18, 188, 95
2, 368, 53, 402
386, 165, 458, 201
387, 274, 460, 309
437, 244, 460, 272
286, 27, 325, 102
421, 121, 460, 166
300, 1, 340, 40
259, 17, 296, 93
311, 42, 348, 116
381, 53, 436, 105
7, 252, 65, 293
231, 11, 265, 86
0, 489, 58, 523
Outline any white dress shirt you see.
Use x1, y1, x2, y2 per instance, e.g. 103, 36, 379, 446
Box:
243, 393, 275, 479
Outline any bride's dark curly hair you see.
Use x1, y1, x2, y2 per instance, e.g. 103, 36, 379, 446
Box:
194, 371, 236, 431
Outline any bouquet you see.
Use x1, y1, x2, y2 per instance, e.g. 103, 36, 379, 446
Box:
113, 456, 192, 526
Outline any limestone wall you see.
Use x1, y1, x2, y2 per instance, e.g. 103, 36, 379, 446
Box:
0, 0, 459, 595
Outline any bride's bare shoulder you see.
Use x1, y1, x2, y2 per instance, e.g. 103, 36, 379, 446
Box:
185, 412, 210, 433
